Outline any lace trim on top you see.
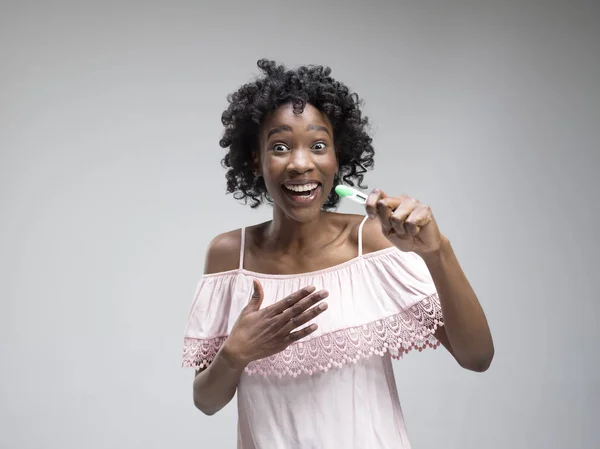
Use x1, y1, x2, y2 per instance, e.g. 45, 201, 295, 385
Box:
182, 293, 443, 377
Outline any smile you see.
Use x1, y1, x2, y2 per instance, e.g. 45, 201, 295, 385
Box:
281, 182, 322, 205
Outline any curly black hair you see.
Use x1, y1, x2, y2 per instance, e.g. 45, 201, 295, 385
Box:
219, 59, 375, 210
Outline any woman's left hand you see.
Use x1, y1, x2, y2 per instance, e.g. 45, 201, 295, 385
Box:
365, 188, 443, 256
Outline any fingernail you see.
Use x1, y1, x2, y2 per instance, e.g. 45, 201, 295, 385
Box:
319, 303, 328, 310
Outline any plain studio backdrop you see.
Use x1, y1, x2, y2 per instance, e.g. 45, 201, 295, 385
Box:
1, 0, 599, 448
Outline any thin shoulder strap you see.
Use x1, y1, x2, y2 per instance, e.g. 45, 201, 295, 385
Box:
358, 215, 369, 257
239, 227, 246, 270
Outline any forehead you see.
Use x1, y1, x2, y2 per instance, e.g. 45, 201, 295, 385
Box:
260, 103, 332, 132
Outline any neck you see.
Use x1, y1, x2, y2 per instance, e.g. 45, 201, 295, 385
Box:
266, 208, 333, 254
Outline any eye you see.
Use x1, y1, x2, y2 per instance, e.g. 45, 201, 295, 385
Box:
312, 142, 327, 151
272, 143, 289, 153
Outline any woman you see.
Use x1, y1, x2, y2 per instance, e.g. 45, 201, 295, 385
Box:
182, 59, 494, 449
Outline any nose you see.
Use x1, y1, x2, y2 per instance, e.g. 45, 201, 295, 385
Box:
286, 148, 315, 174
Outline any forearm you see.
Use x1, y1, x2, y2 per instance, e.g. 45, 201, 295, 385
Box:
420, 237, 494, 372
193, 341, 246, 415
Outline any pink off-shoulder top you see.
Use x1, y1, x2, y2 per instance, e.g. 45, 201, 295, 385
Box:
182, 216, 444, 449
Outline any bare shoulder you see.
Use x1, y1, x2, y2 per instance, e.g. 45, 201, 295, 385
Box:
359, 215, 394, 254
331, 212, 393, 254
203, 229, 243, 275
329, 213, 363, 243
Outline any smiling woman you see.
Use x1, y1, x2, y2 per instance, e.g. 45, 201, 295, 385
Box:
219, 59, 375, 211
181, 59, 494, 449
257, 103, 336, 218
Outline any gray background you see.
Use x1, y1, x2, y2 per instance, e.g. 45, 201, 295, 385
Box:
1, 0, 599, 448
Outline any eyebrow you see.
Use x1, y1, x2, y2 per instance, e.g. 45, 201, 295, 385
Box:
266, 124, 331, 139
306, 124, 331, 137
266, 125, 292, 139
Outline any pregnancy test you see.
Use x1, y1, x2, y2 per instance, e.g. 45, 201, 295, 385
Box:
335, 185, 368, 204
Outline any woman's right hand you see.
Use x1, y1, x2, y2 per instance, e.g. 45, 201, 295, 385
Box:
222, 279, 329, 369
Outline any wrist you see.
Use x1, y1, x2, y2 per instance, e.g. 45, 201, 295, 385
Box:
221, 338, 249, 371
417, 235, 451, 265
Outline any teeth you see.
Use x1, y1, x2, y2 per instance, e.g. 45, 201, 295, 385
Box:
284, 183, 318, 192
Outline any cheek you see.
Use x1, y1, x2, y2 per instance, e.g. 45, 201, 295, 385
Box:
321, 152, 338, 174
262, 158, 283, 176
261, 159, 285, 187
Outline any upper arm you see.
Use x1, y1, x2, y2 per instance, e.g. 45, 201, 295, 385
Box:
358, 217, 457, 359
433, 326, 456, 358
194, 230, 242, 378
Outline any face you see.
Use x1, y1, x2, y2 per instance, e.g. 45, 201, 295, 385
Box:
256, 102, 338, 222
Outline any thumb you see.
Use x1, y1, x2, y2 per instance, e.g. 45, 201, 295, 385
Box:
247, 279, 264, 311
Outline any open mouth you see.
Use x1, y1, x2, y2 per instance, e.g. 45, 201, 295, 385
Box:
281, 182, 322, 204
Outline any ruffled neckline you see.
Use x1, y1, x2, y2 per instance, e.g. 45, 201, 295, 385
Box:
182, 246, 444, 377
202, 247, 398, 280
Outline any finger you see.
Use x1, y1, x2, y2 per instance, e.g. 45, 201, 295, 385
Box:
376, 195, 405, 210
376, 196, 410, 236
264, 285, 317, 316
246, 279, 264, 312
278, 290, 329, 322
376, 200, 394, 235
285, 323, 319, 343
365, 189, 386, 219
280, 301, 328, 334
405, 205, 433, 236
389, 198, 419, 236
